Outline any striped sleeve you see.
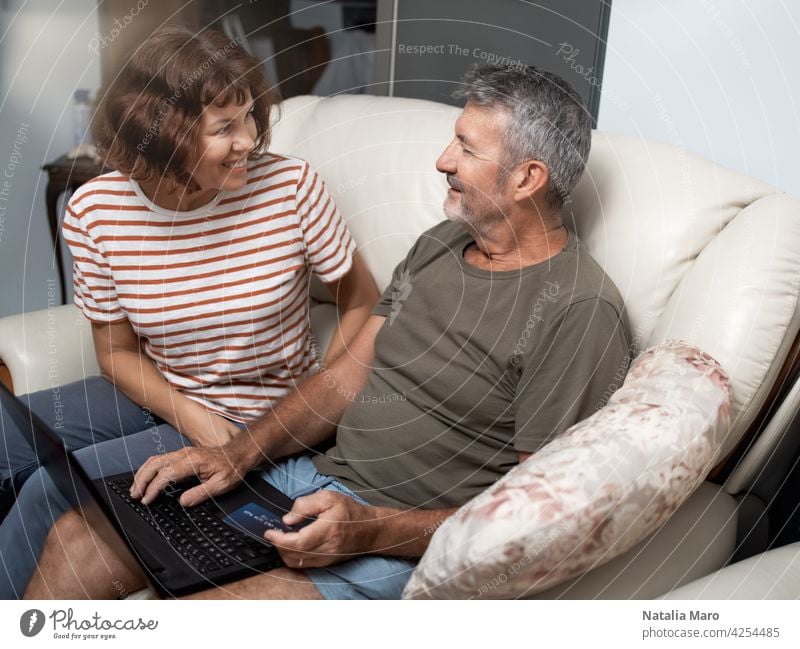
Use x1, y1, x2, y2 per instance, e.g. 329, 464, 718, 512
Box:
62, 194, 125, 323
296, 163, 356, 284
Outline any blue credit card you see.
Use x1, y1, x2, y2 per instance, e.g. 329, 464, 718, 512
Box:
222, 503, 295, 543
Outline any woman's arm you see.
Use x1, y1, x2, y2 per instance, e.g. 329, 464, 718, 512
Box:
91, 319, 240, 447
321, 251, 380, 364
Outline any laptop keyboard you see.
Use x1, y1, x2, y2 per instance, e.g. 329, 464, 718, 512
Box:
106, 476, 276, 575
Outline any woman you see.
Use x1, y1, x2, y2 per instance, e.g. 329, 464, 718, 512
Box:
0, 25, 377, 597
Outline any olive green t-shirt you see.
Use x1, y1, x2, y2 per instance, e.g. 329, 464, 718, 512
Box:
313, 220, 631, 509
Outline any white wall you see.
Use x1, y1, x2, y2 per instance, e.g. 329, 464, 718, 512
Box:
598, 0, 800, 198
0, 0, 101, 317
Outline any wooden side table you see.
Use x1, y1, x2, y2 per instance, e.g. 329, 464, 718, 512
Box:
41, 155, 109, 304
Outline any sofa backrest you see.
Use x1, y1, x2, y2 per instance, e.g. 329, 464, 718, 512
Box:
270, 94, 456, 293
269, 94, 800, 464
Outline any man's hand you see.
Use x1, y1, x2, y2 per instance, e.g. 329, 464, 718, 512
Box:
129, 446, 246, 507
265, 491, 378, 569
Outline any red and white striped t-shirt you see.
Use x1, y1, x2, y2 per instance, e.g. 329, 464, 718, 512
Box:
62, 154, 356, 422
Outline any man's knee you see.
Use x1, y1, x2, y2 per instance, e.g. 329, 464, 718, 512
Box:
27, 508, 142, 599
47, 509, 85, 540
37, 509, 86, 565
38, 509, 94, 566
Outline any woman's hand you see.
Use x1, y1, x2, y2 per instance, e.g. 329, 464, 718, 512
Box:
177, 400, 242, 447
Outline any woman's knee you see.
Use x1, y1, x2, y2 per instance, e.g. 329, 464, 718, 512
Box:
23, 376, 109, 429
13, 466, 72, 527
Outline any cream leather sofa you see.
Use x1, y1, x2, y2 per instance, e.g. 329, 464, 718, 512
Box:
2, 94, 800, 598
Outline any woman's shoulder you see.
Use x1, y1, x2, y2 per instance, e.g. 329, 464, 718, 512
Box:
67, 171, 136, 221
244, 153, 311, 186
73, 170, 131, 195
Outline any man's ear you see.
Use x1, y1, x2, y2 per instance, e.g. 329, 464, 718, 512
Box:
513, 159, 549, 202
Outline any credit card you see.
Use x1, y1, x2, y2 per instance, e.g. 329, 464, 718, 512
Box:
222, 502, 296, 544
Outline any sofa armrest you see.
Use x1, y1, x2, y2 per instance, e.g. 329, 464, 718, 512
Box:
0, 301, 338, 399
0, 362, 12, 391
0, 305, 99, 396
659, 541, 800, 599
0, 302, 338, 398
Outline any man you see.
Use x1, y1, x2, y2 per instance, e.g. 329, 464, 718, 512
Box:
26, 64, 631, 600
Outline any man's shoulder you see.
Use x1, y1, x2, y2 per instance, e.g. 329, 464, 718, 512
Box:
532, 234, 628, 344
552, 232, 625, 312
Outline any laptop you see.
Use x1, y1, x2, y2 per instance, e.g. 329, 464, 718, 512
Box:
0, 382, 307, 598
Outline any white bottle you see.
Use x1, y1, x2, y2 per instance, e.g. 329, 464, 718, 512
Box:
72, 89, 92, 147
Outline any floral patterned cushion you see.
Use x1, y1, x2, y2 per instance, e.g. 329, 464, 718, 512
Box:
402, 340, 731, 599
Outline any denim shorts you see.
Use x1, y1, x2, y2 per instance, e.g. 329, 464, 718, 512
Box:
258, 455, 417, 600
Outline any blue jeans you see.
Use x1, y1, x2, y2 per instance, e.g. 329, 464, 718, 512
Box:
0, 376, 187, 598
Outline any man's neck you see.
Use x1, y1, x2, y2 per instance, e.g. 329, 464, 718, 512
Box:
461, 212, 568, 272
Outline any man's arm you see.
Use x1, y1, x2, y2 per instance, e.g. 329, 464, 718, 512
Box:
236, 312, 384, 465
264, 490, 458, 567
265, 450, 534, 566
130, 315, 386, 506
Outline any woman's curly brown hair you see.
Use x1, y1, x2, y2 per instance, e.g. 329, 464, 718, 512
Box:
93, 25, 277, 188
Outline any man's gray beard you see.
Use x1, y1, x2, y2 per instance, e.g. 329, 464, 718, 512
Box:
444, 195, 506, 234
445, 170, 512, 229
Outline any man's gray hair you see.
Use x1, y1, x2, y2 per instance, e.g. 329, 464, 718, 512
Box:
454, 64, 592, 210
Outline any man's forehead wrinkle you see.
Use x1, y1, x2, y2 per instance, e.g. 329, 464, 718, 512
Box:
456, 114, 504, 155
456, 114, 486, 142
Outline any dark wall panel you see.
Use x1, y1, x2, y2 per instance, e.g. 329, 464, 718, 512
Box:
390, 0, 610, 122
